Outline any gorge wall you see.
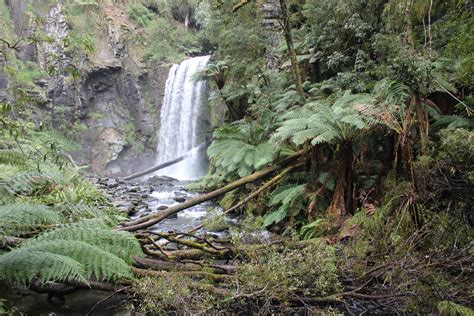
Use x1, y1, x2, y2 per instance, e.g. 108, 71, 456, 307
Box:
2, 1, 173, 176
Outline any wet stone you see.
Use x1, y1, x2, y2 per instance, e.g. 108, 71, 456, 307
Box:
107, 179, 118, 188
128, 186, 139, 192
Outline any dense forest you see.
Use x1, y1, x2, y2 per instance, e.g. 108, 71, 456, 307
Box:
0, 0, 473, 314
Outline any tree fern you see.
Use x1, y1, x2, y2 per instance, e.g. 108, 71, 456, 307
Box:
208, 122, 278, 178
0, 204, 62, 236
272, 92, 381, 147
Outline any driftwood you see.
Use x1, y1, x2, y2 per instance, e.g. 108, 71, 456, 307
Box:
119, 150, 304, 232
122, 141, 210, 181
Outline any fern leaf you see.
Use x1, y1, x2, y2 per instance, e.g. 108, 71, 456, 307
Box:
34, 223, 143, 264
0, 250, 88, 285
263, 208, 287, 227
0, 150, 27, 168
0, 204, 62, 236
19, 240, 133, 281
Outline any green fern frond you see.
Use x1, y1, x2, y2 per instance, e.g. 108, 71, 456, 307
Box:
18, 240, 133, 281
438, 301, 474, 316
0, 204, 62, 236
0, 250, 88, 286
0, 171, 51, 196
263, 184, 306, 227
52, 204, 112, 222
0, 150, 27, 168
34, 223, 143, 264
432, 115, 474, 131
273, 92, 381, 147
208, 122, 278, 178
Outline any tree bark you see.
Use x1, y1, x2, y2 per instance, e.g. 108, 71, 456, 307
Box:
157, 164, 301, 246
415, 93, 429, 155
406, 0, 415, 51
327, 144, 353, 220
279, 0, 304, 98
118, 150, 305, 231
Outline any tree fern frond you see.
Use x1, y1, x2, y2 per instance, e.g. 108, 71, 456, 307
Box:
263, 184, 307, 227
19, 240, 133, 281
273, 92, 383, 147
0, 204, 62, 236
0, 250, 88, 285
0, 150, 27, 168
52, 204, 111, 222
0, 171, 52, 196
208, 122, 278, 177
34, 223, 143, 264
432, 115, 474, 131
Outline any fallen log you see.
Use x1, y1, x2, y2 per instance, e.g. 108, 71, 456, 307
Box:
119, 150, 304, 231
134, 257, 201, 272
122, 141, 210, 181
132, 267, 232, 283
143, 246, 228, 261
134, 256, 235, 274
162, 163, 303, 244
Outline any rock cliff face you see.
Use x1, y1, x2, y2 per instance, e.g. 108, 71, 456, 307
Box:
4, 1, 172, 176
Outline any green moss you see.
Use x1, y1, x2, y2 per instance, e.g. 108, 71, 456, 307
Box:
124, 122, 145, 153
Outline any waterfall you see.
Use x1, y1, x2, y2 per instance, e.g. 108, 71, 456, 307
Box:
154, 56, 211, 180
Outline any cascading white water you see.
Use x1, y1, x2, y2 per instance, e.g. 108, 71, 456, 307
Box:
154, 56, 211, 180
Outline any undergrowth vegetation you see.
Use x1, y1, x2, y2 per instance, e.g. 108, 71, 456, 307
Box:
1, 0, 473, 314
132, 239, 340, 314
187, 0, 474, 313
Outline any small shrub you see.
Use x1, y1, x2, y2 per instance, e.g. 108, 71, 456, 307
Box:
127, 4, 154, 27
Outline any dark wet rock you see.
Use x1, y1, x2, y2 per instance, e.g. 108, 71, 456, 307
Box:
107, 178, 118, 188
157, 205, 168, 211
163, 242, 178, 251
173, 196, 186, 203
148, 175, 178, 183
128, 186, 139, 192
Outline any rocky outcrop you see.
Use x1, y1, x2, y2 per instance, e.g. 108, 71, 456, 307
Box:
7, 2, 173, 176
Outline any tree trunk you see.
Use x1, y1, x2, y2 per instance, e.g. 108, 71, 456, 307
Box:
279, 0, 304, 98
122, 141, 210, 181
327, 144, 352, 220
344, 144, 354, 214
406, 0, 415, 51
415, 93, 429, 155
